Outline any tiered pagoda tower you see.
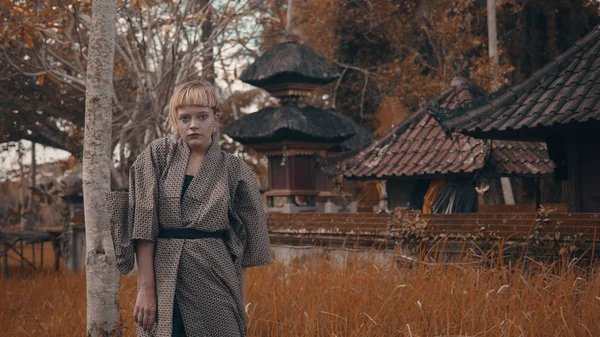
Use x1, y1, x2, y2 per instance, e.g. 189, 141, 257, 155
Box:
225, 35, 373, 213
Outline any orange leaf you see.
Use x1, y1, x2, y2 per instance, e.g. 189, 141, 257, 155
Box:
48, 74, 62, 85
24, 31, 34, 48
37, 75, 45, 86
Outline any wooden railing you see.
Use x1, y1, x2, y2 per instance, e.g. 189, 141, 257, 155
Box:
0, 229, 62, 276
267, 211, 600, 263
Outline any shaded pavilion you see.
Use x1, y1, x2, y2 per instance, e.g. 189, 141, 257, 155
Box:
225, 35, 373, 213
441, 25, 600, 213
341, 75, 554, 214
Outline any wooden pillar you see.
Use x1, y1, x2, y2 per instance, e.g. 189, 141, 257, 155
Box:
53, 237, 60, 271
70, 227, 78, 272
31, 242, 36, 270
500, 177, 515, 205
286, 157, 292, 190
2, 241, 8, 277
535, 178, 542, 210
40, 241, 44, 269
20, 240, 24, 268
267, 157, 272, 191
566, 136, 581, 213
561, 180, 569, 205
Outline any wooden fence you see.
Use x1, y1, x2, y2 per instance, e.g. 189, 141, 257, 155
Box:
0, 230, 62, 276
4, 210, 600, 275
267, 210, 600, 263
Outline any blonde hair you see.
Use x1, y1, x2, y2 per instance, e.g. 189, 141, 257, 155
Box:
166, 80, 219, 134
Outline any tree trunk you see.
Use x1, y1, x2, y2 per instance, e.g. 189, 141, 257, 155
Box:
546, 6, 557, 58
487, 0, 499, 90
487, 0, 514, 205
18, 141, 26, 231
83, 0, 119, 336
286, 0, 294, 32
200, 0, 215, 84
28, 142, 36, 211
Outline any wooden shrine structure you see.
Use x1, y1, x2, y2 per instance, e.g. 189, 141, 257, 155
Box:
225, 34, 373, 213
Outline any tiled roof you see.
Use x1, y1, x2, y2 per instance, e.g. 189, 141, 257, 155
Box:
341, 77, 553, 179
489, 141, 553, 176
440, 25, 600, 136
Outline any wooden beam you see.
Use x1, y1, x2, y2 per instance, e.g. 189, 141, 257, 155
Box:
2, 241, 8, 277
268, 157, 272, 191
566, 136, 581, 212
52, 237, 60, 271
20, 240, 23, 269
534, 177, 541, 211
10, 240, 36, 269
286, 159, 292, 190
265, 189, 321, 196
31, 241, 35, 268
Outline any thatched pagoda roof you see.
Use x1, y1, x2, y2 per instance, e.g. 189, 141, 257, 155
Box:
240, 41, 339, 88
326, 110, 375, 152
224, 104, 371, 147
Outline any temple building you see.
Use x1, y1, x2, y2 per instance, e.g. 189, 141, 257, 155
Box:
441, 25, 600, 213
341, 74, 556, 214
225, 35, 373, 213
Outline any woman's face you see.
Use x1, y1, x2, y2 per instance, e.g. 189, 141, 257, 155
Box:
177, 106, 220, 148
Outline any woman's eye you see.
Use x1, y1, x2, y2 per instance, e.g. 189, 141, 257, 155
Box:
200, 115, 207, 120
180, 116, 190, 121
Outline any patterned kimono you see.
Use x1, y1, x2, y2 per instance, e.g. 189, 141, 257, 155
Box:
107, 133, 273, 337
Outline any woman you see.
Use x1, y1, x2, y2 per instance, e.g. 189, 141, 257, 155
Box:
108, 80, 273, 337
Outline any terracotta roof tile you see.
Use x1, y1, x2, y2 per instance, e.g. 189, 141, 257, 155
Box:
441, 26, 600, 135
342, 77, 553, 179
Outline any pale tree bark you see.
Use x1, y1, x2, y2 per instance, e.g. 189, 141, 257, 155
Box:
487, 0, 515, 205
286, 0, 294, 32
201, 0, 215, 85
487, 0, 499, 90
83, 0, 119, 336
18, 141, 26, 231
28, 142, 36, 211
2, 1, 266, 186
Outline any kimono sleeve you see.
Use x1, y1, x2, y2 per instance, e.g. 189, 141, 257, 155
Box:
233, 161, 273, 268
128, 144, 161, 242
107, 190, 134, 274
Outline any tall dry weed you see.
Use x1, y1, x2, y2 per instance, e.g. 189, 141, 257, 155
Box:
2, 252, 600, 336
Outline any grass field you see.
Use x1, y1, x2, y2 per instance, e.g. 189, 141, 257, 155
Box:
2, 251, 600, 336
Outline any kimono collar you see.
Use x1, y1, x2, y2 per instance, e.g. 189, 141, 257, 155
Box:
178, 132, 221, 164
174, 132, 223, 202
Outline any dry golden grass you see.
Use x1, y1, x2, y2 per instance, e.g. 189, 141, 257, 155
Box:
2, 252, 600, 336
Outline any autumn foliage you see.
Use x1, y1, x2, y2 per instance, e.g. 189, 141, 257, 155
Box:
261, 0, 600, 136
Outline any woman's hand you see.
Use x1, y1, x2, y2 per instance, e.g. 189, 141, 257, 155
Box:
134, 240, 157, 332
134, 286, 157, 332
